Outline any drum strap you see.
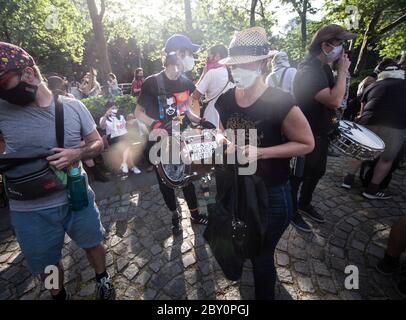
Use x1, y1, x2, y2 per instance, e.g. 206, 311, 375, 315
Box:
156, 72, 167, 122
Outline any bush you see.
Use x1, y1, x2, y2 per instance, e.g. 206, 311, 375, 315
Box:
81, 95, 137, 123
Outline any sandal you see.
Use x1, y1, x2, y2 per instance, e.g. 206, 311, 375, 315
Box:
190, 213, 208, 225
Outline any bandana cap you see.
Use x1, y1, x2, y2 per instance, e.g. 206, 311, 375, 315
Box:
0, 42, 35, 78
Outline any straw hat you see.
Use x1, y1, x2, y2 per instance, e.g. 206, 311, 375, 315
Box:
219, 27, 273, 65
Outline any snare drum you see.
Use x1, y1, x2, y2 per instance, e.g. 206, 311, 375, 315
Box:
156, 129, 222, 189
329, 120, 385, 161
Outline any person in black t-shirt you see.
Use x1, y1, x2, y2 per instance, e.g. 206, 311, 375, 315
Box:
290, 24, 356, 233
135, 34, 207, 236
216, 27, 314, 300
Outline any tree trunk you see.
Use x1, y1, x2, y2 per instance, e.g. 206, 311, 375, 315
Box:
353, 12, 381, 76
2, 20, 12, 43
86, 0, 112, 87
184, 0, 193, 32
300, 0, 308, 52
250, 0, 259, 27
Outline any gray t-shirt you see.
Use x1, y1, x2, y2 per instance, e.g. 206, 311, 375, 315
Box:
0, 96, 97, 211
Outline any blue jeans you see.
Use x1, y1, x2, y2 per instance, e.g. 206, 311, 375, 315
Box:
250, 183, 293, 300
11, 190, 105, 275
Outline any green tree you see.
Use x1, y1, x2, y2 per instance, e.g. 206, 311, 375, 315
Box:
323, 0, 406, 75
86, 0, 112, 87
0, 0, 89, 75
281, 0, 317, 52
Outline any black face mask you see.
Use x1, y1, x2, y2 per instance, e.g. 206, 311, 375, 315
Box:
0, 81, 38, 106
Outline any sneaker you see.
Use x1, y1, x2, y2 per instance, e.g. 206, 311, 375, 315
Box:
131, 166, 141, 175
96, 277, 116, 300
376, 258, 400, 275
341, 174, 355, 190
299, 206, 326, 223
190, 212, 208, 225
362, 191, 392, 200
120, 163, 129, 174
291, 214, 312, 233
396, 280, 406, 298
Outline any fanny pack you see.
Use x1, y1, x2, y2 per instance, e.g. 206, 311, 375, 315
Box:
0, 95, 67, 201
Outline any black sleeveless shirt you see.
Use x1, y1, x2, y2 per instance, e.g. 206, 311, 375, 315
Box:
215, 87, 296, 187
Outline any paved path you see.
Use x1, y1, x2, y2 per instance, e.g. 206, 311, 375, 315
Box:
0, 156, 405, 300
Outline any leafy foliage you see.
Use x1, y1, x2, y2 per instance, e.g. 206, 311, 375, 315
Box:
2, 0, 405, 81
0, 0, 90, 75
81, 95, 137, 123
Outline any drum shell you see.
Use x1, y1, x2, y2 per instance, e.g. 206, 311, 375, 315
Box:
329, 121, 386, 161
156, 129, 219, 189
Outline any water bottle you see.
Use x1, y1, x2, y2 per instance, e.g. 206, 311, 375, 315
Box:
67, 167, 89, 212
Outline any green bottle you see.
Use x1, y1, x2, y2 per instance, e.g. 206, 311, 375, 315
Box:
67, 167, 89, 212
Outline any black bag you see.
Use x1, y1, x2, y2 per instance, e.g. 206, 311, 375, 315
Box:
204, 165, 249, 281
0, 95, 67, 201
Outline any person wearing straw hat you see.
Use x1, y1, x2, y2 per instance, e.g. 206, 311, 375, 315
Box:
290, 24, 356, 233
216, 27, 315, 300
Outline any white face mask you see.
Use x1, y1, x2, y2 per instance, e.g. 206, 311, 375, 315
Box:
323, 44, 343, 63
231, 67, 261, 89
181, 55, 195, 72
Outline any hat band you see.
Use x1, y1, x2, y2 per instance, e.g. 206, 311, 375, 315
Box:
229, 45, 270, 57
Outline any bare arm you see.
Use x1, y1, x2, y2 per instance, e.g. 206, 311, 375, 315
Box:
315, 52, 351, 110
315, 73, 347, 110
249, 106, 315, 160
135, 104, 156, 128
78, 130, 104, 161
47, 130, 104, 170
99, 107, 114, 130
186, 108, 202, 123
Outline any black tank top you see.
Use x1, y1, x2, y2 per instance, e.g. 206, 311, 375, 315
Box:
215, 87, 295, 187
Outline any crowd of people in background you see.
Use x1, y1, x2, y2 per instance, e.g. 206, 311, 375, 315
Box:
0, 23, 405, 301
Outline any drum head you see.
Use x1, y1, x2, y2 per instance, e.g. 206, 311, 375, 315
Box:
161, 163, 185, 183
339, 121, 385, 151
156, 136, 187, 187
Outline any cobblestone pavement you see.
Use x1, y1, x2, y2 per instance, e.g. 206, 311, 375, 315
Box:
0, 156, 405, 300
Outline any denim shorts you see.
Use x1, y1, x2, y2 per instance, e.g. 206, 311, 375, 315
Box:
11, 190, 105, 275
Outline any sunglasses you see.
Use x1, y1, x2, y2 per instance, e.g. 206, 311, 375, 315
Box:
0, 70, 21, 89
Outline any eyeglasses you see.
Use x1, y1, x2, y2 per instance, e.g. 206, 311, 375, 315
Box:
0, 70, 21, 89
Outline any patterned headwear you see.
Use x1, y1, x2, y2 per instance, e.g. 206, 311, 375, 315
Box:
219, 27, 273, 65
0, 42, 35, 78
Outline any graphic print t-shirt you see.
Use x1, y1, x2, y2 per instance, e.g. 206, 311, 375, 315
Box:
138, 71, 196, 124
